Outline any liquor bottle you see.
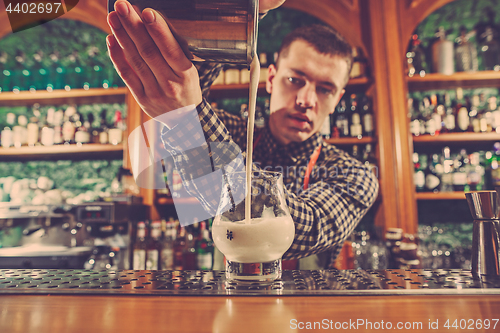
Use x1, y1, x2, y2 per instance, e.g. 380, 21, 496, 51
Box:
466, 152, 485, 192
455, 26, 478, 72
488, 96, 500, 133
146, 221, 162, 270
432, 27, 454, 75
13, 114, 28, 148
87, 113, 98, 143
480, 94, 493, 133
75, 113, 91, 144
183, 226, 197, 270
48, 51, 65, 91
0, 52, 12, 93
442, 93, 456, 133
425, 154, 442, 193
239, 104, 248, 120
27, 115, 39, 147
455, 88, 470, 132
255, 105, 265, 129
53, 109, 64, 145
469, 94, 480, 133
133, 222, 147, 270
480, 26, 500, 71
196, 221, 214, 270
440, 146, 454, 192
422, 97, 436, 135
32, 50, 48, 91
349, 94, 362, 138
264, 99, 271, 117
351, 145, 361, 161
361, 95, 374, 137
173, 226, 186, 270
160, 219, 175, 270
413, 152, 425, 192
406, 34, 427, 77
13, 50, 29, 92
452, 149, 468, 192
67, 51, 85, 90
108, 110, 124, 145
487, 142, 500, 189
62, 106, 77, 144
99, 109, 109, 144
362, 144, 377, 172
87, 45, 104, 89
41, 107, 55, 147
408, 98, 421, 136
335, 99, 349, 137
430, 94, 442, 135
156, 159, 173, 202
258, 52, 268, 83
1, 113, 16, 148
319, 114, 331, 139
350, 47, 367, 78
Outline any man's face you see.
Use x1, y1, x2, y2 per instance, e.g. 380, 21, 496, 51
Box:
266, 40, 348, 145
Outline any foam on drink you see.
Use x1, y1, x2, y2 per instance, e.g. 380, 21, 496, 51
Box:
212, 215, 295, 263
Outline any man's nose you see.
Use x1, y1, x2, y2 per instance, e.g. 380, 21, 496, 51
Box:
296, 83, 317, 109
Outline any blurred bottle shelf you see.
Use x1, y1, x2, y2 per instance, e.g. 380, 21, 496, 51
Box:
0, 87, 128, 106
0, 143, 124, 161
209, 76, 371, 99
324, 136, 376, 145
416, 192, 466, 200
407, 71, 500, 91
413, 132, 500, 145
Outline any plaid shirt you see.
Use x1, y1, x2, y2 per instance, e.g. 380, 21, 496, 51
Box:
161, 63, 379, 263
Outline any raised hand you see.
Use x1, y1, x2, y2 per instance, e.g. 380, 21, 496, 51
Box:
106, 0, 202, 120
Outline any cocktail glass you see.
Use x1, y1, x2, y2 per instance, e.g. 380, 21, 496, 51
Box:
212, 170, 295, 284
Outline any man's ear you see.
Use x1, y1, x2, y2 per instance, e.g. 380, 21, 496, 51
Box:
266, 64, 277, 94
330, 89, 345, 114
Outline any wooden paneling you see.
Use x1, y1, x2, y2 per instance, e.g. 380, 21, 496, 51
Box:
283, 0, 368, 58
398, 0, 455, 55
0, 0, 110, 39
367, 0, 417, 234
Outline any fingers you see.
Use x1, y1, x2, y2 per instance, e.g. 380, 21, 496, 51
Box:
107, 8, 163, 91
106, 34, 145, 100
111, 1, 182, 82
140, 8, 193, 74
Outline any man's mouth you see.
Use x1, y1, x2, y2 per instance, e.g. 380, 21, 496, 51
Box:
288, 114, 311, 123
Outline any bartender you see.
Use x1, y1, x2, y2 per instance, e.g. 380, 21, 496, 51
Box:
106, 0, 379, 269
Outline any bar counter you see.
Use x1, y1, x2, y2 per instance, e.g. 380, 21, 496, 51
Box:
1, 269, 500, 332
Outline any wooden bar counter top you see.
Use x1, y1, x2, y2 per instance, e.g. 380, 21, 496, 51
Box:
2, 294, 500, 333
0, 269, 499, 332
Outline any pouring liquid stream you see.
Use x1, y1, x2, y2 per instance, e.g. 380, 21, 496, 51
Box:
244, 56, 260, 224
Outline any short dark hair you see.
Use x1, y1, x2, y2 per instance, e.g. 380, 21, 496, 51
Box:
276, 24, 353, 86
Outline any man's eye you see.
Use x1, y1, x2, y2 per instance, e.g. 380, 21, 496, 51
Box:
288, 77, 303, 85
318, 87, 334, 95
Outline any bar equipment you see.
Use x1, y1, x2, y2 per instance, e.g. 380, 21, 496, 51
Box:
212, 170, 294, 284
0, 201, 147, 269
465, 191, 500, 276
107, 0, 258, 65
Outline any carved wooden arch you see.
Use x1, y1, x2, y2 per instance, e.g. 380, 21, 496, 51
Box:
398, 0, 456, 55
0, 0, 110, 40
283, 0, 368, 58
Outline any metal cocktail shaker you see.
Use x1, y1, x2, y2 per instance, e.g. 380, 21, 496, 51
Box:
107, 0, 258, 65
465, 191, 500, 276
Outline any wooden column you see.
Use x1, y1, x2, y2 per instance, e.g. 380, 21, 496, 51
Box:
365, 0, 418, 234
